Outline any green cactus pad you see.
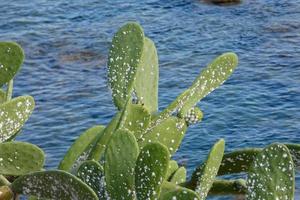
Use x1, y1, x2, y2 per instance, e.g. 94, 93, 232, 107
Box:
58, 125, 105, 172
88, 113, 121, 161
139, 116, 187, 154
77, 160, 107, 199
11, 170, 98, 200
105, 129, 139, 200
190, 139, 225, 199
108, 22, 144, 110
134, 37, 159, 114
166, 160, 179, 180
218, 148, 261, 175
247, 143, 295, 200
169, 166, 186, 184
0, 96, 35, 142
135, 142, 170, 200
159, 182, 200, 200
0, 42, 24, 86
0, 142, 44, 176
156, 53, 238, 123
121, 103, 151, 139
209, 179, 246, 195
0, 89, 5, 103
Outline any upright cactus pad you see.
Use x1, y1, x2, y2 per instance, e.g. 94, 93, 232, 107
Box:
134, 37, 159, 114
190, 139, 225, 199
0, 96, 35, 142
77, 160, 107, 199
11, 170, 98, 200
156, 53, 238, 122
58, 125, 105, 172
139, 116, 187, 154
108, 22, 144, 110
247, 143, 295, 200
105, 129, 139, 200
0, 142, 44, 176
0, 42, 24, 86
169, 166, 187, 184
135, 142, 170, 200
166, 160, 179, 180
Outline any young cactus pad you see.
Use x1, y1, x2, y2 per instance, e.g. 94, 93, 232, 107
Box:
11, 170, 98, 200
0, 96, 35, 142
247, 143, 295, 200
190, 139, 225, 200
108, 22, 144, 110
105, 129, 139, 200
135, 142, 170, 200
58, 125, 105, 171
0, 42, 24, 86
0, 142, 44, 176
77, 160, 106, 199
169, 166, 187, 184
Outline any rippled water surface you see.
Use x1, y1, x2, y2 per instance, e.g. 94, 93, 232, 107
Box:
1, 0, 300, 199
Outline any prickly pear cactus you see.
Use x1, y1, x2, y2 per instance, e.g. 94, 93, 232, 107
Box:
134, 37, 159, 114
108, 22, 144, 110
166, 160, 179, 180
169, 166, 186, 184
156, 53, 238, 122
138, 116, 187, 154
218, 148, 261, 175
58, 125, 105, 171
209, 179, 247, 195
105, 129, 139, 200
0, 141, 44, 176
0, 96, 35, 142
77, 160, 107, 199
159, 182, 200, 200
247, 143, 295, 200
190, 139, 225, 199
0, 89, 5, 103
11, 170, 98, 200
135, 142, 170, 200
178, 106, 203, 125
0, 42, 24, 86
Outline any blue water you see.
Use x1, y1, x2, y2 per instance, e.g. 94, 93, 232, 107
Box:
1, 0, 300, 199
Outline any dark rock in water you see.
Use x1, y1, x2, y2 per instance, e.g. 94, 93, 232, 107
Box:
205, 0, 241, 5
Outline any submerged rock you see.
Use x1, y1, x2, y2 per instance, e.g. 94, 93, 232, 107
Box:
205, 0, 241, 5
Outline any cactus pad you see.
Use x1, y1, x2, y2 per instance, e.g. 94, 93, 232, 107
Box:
0, 186, 13, 200
166, 160, 179, 180
169, 166, 186, 184
0, 142, 44, 176
178, 106, 203, 125
77, 160, 107, 199
139, 116, 187, 154
0, 96, 35, 142
190, 139, 225, 199
0, 89, 5, 103
247, 143, 295, 200
108, 22, 144, 110
11, 170, 98, 200
134, 37, 159, 114
0, 42, 24, 86
105, 129, 139, 200
160, 182, 200, 200
58, 125, 105, 172
135, 142, 170, 200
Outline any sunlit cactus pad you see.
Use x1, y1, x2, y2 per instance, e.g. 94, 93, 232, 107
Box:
0, 142, 44, 176
0, 42, 24, 86
247, 143, 295, 200
11, 170, 98, 200
0, 96, 35, 142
